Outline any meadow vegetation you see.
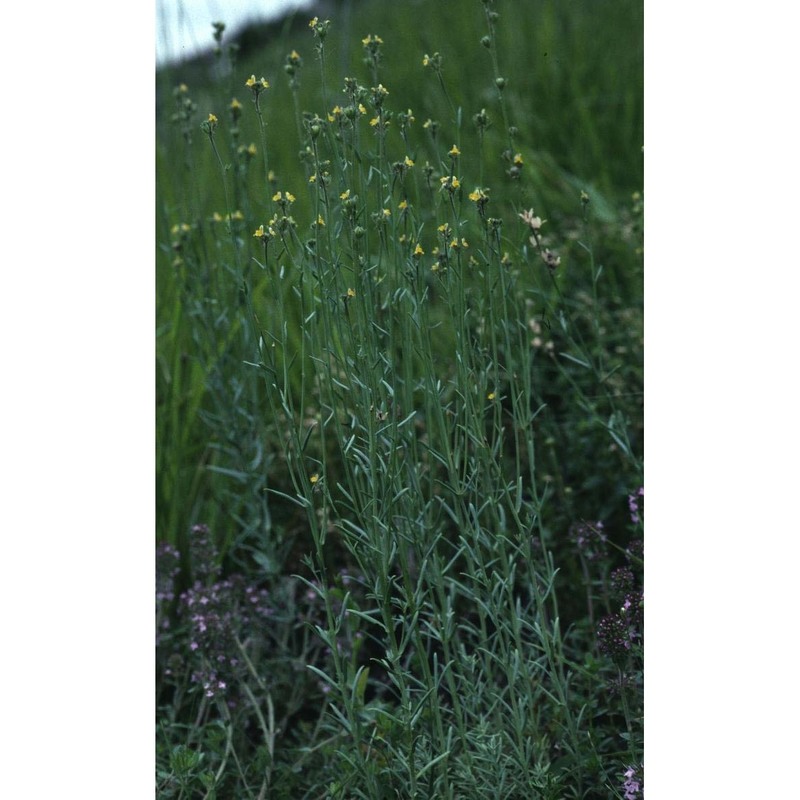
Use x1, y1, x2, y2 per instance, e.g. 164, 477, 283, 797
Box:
156, 1, 643, 797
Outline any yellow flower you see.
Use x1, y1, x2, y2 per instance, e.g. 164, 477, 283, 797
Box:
382, 208, 391, 217
253, 225, 265, 238
246, 143, 257, 156
310, 473, 319, 484
358, 103, 367, 115
413, 243, 424, 257
423, 52, 442, 69
398, 199, 408, 210
346, 287, 356, 297
488, 392, 496, 401
439, 176, 460, 192
309, 174, 317, 183
340, 189, 351, 200
513, 153, 524, 166
308, 16, 329, 39
369, 117, 380, 127
449, 144, 460, 157
245, 75, 269, 90
404, 156, 415, 167
207, 113, 218, 124
396, 109, 415, 129
230, 98, 242, 111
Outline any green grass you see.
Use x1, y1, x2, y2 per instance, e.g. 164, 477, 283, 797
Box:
156, 1, 643, 797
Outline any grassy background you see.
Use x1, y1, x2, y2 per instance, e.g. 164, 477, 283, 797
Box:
156, 0, 643, 555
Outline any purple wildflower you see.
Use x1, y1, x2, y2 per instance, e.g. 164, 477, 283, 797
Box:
188, 523, 221, 584
156, 542, 181, 603
622, 765, 642, 799
626, 537, 644, 565
628, 486, 644, 525
569, 520, 608, 562
198, 671, 228, 699
166, 527, 276, 700
620, 591, 644, 633
610, 566, 635, 600
596, 614, 633, 664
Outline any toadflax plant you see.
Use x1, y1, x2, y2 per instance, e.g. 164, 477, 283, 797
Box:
157, 1, 643, 796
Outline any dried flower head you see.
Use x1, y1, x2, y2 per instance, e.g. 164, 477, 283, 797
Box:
541, 248, 561, 271
519, 208, 544, 233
